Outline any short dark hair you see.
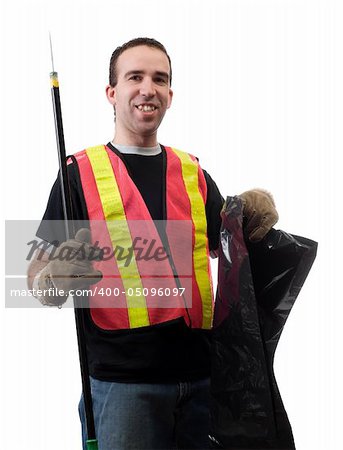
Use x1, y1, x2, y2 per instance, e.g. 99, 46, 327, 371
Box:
109, 37, 172, 87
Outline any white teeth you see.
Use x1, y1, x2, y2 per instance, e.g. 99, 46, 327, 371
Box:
137, 105, 155, 111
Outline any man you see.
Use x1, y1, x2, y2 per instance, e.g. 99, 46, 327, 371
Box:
27, 38, 278, 449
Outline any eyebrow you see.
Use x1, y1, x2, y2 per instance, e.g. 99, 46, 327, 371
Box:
124, 70, 170, 81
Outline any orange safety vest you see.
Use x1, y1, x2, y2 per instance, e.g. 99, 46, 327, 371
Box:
74, 144, 214, 331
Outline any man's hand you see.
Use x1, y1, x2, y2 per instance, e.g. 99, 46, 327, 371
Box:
34, 228, 103, 306
239, 189, 279, 242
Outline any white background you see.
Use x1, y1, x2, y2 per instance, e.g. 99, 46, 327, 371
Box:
1, 0, 342, 449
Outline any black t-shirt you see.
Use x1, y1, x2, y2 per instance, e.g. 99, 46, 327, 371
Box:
37, 143, 224, 382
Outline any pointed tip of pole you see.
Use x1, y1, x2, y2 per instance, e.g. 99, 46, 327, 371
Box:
49, 31, 55, 73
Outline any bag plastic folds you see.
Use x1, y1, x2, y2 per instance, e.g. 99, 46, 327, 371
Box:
209, 196, 318, 450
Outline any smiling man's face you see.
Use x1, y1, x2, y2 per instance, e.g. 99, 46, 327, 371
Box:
106, 45, 173, 146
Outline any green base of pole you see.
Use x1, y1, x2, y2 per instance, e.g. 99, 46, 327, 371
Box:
86, 439, 98, 450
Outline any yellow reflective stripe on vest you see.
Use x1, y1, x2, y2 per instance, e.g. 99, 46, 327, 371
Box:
171, 148, 213, 329
86, 145, 150, 328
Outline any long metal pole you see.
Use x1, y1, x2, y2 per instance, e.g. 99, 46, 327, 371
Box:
49, 34, 98, 450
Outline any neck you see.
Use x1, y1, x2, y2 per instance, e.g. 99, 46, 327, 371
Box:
113, 130, 158, 147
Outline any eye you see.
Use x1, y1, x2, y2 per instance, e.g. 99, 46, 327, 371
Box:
154, 77, 167, 85
129, 75, 142, 81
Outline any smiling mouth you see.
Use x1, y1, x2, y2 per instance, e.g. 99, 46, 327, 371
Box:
135, 104, 157, 112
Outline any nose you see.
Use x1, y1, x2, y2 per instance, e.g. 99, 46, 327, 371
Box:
139, 77, 156, 97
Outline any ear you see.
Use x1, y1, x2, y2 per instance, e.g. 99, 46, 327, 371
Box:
105, 84, 116, 106
167, 88, 173, 109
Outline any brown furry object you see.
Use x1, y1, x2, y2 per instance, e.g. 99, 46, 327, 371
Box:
239, 188, 279, 242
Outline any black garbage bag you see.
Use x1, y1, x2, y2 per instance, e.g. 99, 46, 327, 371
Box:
209, 196, 318, 450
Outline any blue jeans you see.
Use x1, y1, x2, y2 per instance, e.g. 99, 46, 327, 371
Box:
78, 377, 211, 450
